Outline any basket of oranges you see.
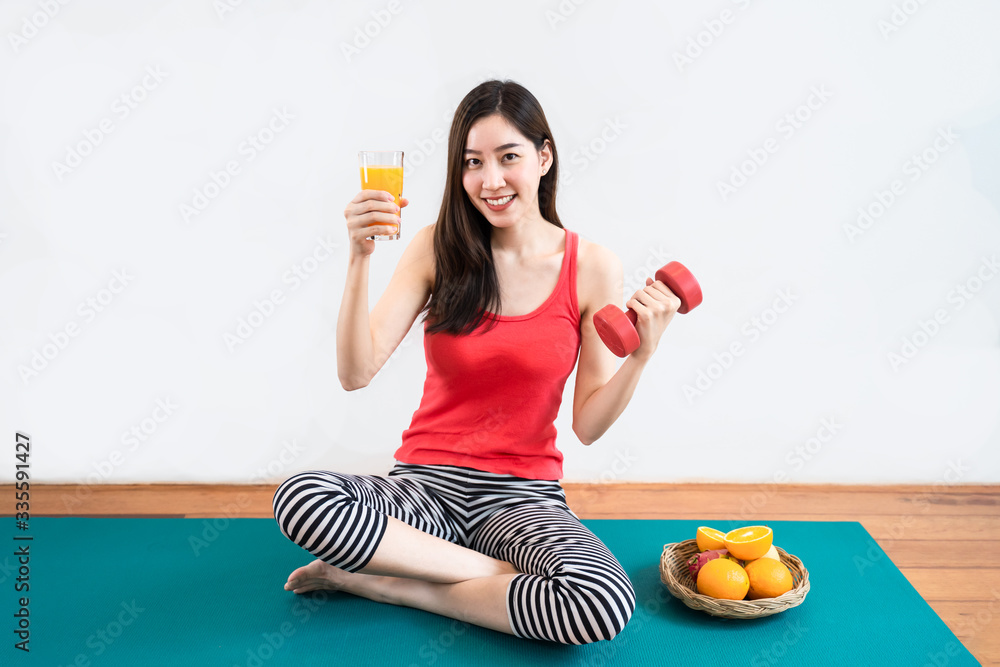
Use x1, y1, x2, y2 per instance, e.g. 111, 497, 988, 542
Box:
660, 525, 809, 619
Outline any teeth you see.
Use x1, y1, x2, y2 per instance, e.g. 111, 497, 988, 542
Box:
486, 195, 514, 206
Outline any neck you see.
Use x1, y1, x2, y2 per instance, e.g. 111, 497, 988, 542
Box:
490, 209, 557, 258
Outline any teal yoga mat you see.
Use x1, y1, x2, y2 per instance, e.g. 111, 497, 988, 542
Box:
6, 518, 978, 666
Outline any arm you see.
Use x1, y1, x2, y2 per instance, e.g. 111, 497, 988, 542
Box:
571, 241, 681, 445
337, 193, 435, 390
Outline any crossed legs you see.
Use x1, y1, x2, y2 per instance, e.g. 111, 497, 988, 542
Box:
272, 469, 635, 643
282, 513, 523, 635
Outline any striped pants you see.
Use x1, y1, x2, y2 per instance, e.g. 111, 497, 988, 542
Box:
272, 461, 636, 645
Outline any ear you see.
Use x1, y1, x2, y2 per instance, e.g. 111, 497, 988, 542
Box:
540, 139, 553, 172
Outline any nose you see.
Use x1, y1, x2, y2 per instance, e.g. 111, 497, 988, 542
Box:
482, 161, 505, 191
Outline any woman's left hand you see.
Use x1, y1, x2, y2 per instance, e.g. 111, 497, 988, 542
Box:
627, 277, 682, 361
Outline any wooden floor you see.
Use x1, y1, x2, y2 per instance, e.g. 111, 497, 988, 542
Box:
19, 482, 1000, 665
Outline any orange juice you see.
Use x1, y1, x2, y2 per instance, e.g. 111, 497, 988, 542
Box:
359, 165, 403, 238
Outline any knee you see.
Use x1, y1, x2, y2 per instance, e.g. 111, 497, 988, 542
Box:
272, 471, 305, 521
271, 470, 347, 532
588, 576, 636, 643
525, 570, 636, 644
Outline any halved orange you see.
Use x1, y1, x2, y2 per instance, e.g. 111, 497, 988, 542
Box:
724, 525, 773, 561
696, 526, 727, 552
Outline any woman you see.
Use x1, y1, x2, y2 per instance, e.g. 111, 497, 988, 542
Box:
272, 80, 680, 645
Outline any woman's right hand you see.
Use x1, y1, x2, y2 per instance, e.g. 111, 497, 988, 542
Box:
343, 190, 406, 257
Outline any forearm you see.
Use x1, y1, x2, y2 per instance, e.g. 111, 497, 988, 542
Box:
336, 253, 376, 389
573, 353, 651, 445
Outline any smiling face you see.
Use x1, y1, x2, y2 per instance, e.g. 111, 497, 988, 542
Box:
462, 114, 551, 228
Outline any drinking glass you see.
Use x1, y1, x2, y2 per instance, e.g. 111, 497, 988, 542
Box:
358, 150, 403, 241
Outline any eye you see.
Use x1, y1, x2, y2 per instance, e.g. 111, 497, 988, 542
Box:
465, 158, 480, 167
503, 153, 518, 160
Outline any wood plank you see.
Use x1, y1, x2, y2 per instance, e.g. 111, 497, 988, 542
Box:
900, 569, 1000, 602
21, 485, 276, 518
563, 485, 1000, 518
932, 600, 1000, 639
17, 483, 1000, 518
875, 540, 1000, 569
932, 601, 1000, 665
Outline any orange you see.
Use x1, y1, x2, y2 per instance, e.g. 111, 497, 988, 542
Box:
724, 525, 773, 561
696, 558, 749, 600
696, 526, 727, 552
743, 544, 780, 567
745, 557, 793, 599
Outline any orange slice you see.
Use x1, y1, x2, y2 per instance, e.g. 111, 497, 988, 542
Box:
724, 525, 773, 561
743, 544, 781, 568
696, 526, 727, 552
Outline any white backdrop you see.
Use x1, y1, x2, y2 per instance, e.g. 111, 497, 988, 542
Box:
2, 0, 998, 492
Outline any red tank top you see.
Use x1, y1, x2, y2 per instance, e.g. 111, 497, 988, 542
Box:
394, 228, 581, 480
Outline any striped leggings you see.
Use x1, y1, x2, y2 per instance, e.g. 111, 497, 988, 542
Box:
272, 461, 636, 645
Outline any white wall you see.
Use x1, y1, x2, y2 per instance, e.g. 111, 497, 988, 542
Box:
2, 0, 998, 491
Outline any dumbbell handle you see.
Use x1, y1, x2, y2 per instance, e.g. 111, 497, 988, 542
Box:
651, 262, 702, 315
593, 261, 702, 357
621, 262, 702, 319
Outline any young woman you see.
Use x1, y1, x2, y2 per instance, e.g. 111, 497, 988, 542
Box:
272, 80, 681, 645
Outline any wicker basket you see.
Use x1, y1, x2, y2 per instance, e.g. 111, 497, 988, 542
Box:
660, 539, 810, 619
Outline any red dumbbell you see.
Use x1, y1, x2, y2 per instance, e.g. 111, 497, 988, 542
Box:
593, 261, 702, 357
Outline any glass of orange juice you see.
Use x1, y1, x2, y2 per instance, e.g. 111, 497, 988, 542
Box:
359, 150, 403, 241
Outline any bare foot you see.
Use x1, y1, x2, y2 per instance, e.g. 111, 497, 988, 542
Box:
283, 559, 352, 595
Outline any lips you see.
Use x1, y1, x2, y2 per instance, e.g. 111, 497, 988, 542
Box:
483, 194, 516, 210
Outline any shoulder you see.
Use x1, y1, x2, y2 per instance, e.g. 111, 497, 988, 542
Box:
414, 221, 436, 252
398, 223, 437, 286
576, 234, 621, 282
574, 234, 621, 313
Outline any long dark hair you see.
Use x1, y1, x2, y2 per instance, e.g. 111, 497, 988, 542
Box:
422, 79, 562, 336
